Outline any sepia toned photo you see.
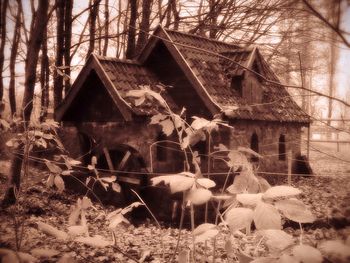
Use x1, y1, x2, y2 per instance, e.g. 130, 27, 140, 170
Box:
0, 0, 349, 262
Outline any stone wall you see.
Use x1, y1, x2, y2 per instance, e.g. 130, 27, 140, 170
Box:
227, 120, 303, 174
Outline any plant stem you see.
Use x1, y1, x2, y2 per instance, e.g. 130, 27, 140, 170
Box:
299, 223, 303, 245
171, 197, 186, 262
190, 203, 196, 261
212, 237, 216, 263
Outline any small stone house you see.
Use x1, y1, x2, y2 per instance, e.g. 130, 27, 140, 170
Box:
55, 26, 310, 201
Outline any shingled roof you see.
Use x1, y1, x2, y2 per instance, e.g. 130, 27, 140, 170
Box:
141, 27, 310, 123
56, 26, 310, 124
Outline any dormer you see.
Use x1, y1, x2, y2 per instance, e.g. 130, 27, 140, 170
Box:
220, 47, 263, 104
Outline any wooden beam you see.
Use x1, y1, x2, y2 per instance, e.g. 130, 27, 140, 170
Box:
118, 151, 131, 170
103, 147, 115, 172
118, 176, 141, 185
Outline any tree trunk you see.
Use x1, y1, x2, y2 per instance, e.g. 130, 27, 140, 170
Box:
53, 0, 65, 110
102, 0, 109, 56
0, 0, 9, 102
9, 0, 22, 116
136, 0, 152, 55
125, 0, 137, 59
40, 27, 49, 122
2, 0, 49, 207
170, 0, 179, 30
327, 0, 340, 130
64, 0, 73, 94
87, 0, 100, 57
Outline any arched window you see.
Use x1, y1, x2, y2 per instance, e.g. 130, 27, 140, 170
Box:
279, 134, 286, 160
250, 132, 259, 162
156, 132, 167, 161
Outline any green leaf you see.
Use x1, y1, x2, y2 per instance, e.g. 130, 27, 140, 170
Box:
318, 240, 350, 262
259, 229, 294, 251
5, 139, 14, 147
236, 193, 262, 206
68, 225, 88, 236
150, 113, 167, 125
194, 229, 219, 243
193, 223, 217, 236
45, 160, 62, 174
215, 143, 228, 151
37, 221, 68, 240
227, 150, 249, 170
134, 96, 146, 106
160, 119, 174, 136
225, 207, 254, 232
275, 198, 315, 223
226, 174, 247, 194
126, 89, 147, 98
191, 116, 211, 130
186, 188, 212, 205
196, 178, 216, 189
111, 182, 121, 193
263, 186, 301, 199
292, 245, 322, 263
75, 235, 111, 248
121, 201, 143, 214
254, 201, 281, 230
211, 195, 232, 202
0, 119, 10, 129
17, 252, 38, 263
54, 175, 65, 192
61, 170, 73, 176
182, 129, 206, 149
151, 175, 195, 193
100, 176, 117, 183
256, 176, 271, 192
91, 156, 97, 166
46, 174, 55, 188
238, 146, 262, 159
108, 213, 129, 228
81, 196, 92, 209
68, 207, 81, 226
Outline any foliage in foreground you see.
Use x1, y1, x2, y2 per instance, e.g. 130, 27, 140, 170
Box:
1, 89, 350, 262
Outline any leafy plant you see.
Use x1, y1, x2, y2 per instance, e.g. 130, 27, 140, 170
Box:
125, 86, 341, 263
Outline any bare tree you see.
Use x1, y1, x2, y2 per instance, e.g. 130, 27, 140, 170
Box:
0, 0, 9, 102
40, 26, 49, 122
64, 0, 73, 93
8, 0, 22, 116
87, 0, 100, 57
2, 0, 49, 207
102, 0, 109, 56
136, 0, 153, 54
53, 0, 65, 110
125, 0, 137, 59
326, 0, 341, 128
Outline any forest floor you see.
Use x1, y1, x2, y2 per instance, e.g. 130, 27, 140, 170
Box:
0, 142, 350, 262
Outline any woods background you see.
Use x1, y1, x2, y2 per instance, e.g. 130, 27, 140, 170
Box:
0, 0, 349, 125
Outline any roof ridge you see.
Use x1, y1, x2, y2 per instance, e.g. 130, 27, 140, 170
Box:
164, 28, 241, 48
94, 54, 140, 65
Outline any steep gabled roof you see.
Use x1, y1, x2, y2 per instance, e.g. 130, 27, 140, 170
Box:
57, 26, 310, 124
55, 54, 175, 121
139, 27, 309, 123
